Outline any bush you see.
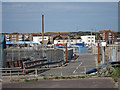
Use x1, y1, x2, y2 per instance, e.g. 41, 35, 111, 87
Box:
24, 79, 38, 82
54, 76, 59, 79
10, 79, 20, 82
60, 76, 65, 79
43, 76, 47, 80
111, 67, 120, 82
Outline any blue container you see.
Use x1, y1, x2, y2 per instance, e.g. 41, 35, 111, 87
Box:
78, 47, 88, 53
56, 46, 64, 48
76, 43, 84, 47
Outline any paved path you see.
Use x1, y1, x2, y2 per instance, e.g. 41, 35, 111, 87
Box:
39, 53, 97, 76
2, 78, 116, 88
2, 53, 97, 81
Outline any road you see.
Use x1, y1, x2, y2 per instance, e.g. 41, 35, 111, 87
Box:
38, 53, 97, 76
2, 78, 116, 88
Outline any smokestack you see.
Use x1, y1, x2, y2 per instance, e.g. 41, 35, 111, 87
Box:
42, 15, 44, 58
42, 15, 44, 36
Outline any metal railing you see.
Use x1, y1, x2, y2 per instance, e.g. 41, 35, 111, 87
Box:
1, 65, 97, 81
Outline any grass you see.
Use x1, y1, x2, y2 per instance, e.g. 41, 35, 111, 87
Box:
43, 76, 47, 80
10, 79, 20, 82
110, 67, 120, 82
42, 75, 87, 80
24, 78, 38, 82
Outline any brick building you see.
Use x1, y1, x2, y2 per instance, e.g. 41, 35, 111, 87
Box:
1, 32, 69, 44
99, 30, 116, 44
2, 33, 33, 43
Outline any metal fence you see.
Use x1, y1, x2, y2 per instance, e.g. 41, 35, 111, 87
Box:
105, 46, 120, 61
4, 47, 73, 68
1, 65, 96, 81
4, 49, 46, 61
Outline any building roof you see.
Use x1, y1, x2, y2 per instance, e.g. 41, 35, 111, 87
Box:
99, 30, 115, 33
6, 41, 13, 45
17, 41, 38, 44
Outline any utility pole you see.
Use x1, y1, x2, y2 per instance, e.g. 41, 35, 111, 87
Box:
91, 28, 93, 47
98, 42, 100, 63
66, 43, 68, 63
42, 15, 44, 58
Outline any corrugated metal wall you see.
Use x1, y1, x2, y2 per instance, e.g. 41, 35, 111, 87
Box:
73, 47, 88, 53
78, 47, 88, 53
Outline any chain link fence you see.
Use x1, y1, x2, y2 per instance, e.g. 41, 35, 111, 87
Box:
3, 47, 73, 68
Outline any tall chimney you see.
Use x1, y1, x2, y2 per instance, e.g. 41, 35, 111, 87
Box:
42, 15, 44, 58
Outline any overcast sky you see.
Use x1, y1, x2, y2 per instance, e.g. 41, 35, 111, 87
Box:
2, 2, 118, 33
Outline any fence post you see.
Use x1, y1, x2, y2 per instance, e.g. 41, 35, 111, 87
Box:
102, 46, 105, 64
116, 46, 118, 61
35, 69, 38, 78
84, 66, 87, 77
18, 70, 19, 79
97, 67, 99, 77
10, 70, 12, 80
98, 43, 100, 63
60, 66, 63, 76
95, 56, 98, 67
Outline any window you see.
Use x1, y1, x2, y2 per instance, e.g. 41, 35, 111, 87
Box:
88, 37, 90, 38
88, 40, 90, 42
58, 41, 60, 42
92, 40, 94, 42
12, 35, 16, 37
19, 35, 22, 39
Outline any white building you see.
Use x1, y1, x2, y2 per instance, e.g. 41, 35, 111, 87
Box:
81, 35, 95, 45
33, 36, 51, 45
54, 39, 82, 45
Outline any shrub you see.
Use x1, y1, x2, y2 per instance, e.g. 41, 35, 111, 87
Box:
43, 76, 47, 80
111, 67, 120, 82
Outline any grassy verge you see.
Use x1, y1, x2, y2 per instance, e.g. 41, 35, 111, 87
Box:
110, 67, 120, 82
10, 79, 20, 82
24, 78, 38, 82
42, 75, 87, 80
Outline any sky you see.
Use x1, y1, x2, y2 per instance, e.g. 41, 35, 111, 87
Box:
2, 2, 118, 33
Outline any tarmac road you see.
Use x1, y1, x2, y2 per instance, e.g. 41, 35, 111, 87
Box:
39, 53, 97, 76
2, 78, 117, 88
